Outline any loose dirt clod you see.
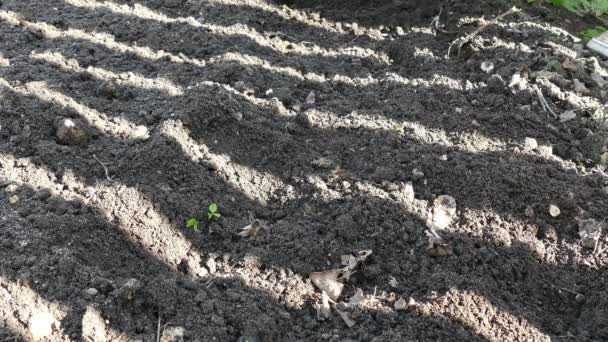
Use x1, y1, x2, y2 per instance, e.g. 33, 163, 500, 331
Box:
54, 117, 88, 145
426, 195, 457, 230
578, 218, 603, 248
481, 61, 495, 73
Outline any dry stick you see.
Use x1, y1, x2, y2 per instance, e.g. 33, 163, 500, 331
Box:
534, 85, 558, 118
156, 313, 161, 342
448, 6, 520, 57
92, 154, 112, 181
549, 284, 583, 297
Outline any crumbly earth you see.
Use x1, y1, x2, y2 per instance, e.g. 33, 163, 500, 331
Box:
1, 0, 608, 341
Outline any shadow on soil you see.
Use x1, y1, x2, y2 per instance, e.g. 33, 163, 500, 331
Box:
1, 0, 607, 341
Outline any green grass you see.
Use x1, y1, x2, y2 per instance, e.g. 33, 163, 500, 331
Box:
527, 0, 608, 40
546, 0, 608, 17
582, 25, 608, 40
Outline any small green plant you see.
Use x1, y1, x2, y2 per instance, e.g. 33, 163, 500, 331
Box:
186, 217, 200, 231
582, 25, 607, 40
207, 203, 221, 220
186, 203, 221, 232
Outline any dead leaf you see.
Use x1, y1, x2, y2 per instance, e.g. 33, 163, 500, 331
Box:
310, 270, 344, 301
339, 250, 372, 281
237, 220, 263, 238
315, 291, 331, 320
347, 288, 365, 306
389, 276, 398, 288
407, 297, 418, 308
334, 307, 356, 328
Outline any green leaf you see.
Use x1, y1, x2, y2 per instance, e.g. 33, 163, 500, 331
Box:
186, 218, 199, 231
209, 203, 217, 213
214, 213, 221, 218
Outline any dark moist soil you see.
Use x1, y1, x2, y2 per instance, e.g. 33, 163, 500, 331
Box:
1, 0, 608, 341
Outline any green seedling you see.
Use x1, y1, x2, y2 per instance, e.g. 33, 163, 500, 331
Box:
186, 217, 200, 231
207, 203, 221, 220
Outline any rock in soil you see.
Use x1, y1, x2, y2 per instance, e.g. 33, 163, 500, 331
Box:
54, 117, 88, 145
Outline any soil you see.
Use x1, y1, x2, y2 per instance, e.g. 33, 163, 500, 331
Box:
1, 0, 608, 341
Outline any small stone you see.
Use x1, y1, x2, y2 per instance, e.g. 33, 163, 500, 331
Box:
471, 119, 480, 127
230, 111, 243, 122
524, 137, 538, 151
524, 206, 534, 218
412, 168, 424, 179
160, 326, 185, 342
549, 204, 561, 217
9, 195, 19, 205
5, 184, 18, 192
54, 117, 88, 145
394, 297, 407, 310
395, 26, 405, 36
305, 91, 316, 105
265, 89, 273, 96
312, 157, 333, 169
559, 110, 577, 123
439, 154, 448, 161
481, 61, 495, 73
85, 288, 99, 296
455, 107, 462, 114
575, 293, 586, 303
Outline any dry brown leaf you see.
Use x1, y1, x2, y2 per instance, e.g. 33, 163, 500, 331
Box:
237, 220, 263, 238
334, 307, 356, 328
310, 270, 344, 301
389, 276, 398, 288
315, 291, 331, 320
347, 288, 365, 306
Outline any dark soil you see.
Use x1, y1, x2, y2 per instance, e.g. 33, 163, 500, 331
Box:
1, 0, 608, 341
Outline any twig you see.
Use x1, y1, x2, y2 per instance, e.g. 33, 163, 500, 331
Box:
92, 154, 112, 181
549, 283, 583, 296
534, 85, 557, 118
448, 6, 520, 57
156, 313, 161, 342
